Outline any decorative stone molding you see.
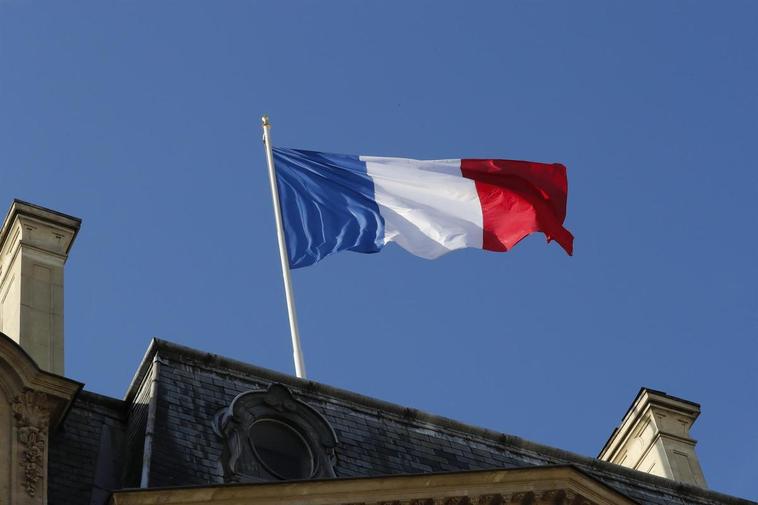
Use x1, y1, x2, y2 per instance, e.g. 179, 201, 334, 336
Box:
0, 332, 81, 505
115, 491, 611, 505
475, 495, 503, 505
12, 390, 49, 497
436, 497, 471, 505
410, 499, 435, 505
214, 383, 338, 483
109, 466, 641, 505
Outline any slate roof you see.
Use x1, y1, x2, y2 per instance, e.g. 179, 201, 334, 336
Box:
48, 339, 756, 505
49, 391, 126, 505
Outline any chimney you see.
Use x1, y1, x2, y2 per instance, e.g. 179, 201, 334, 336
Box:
598, 387, 707, 488
0, 200, 80, 375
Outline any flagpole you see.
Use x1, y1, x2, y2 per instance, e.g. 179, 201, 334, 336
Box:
261, 115, 307, 379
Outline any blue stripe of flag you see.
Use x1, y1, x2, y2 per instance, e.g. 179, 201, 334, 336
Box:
273, 148, 385, 268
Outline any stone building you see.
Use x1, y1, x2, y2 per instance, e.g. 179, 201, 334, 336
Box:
0, 199, 753, 505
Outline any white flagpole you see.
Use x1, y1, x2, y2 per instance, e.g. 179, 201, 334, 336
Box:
261, 115, 307, 379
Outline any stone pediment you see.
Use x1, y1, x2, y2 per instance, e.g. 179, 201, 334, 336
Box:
109, 466, 639, 505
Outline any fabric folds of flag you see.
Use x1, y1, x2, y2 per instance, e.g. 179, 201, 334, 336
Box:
273, 148, 574, 269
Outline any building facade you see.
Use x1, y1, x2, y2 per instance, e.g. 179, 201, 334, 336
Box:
0, 200, 752, 505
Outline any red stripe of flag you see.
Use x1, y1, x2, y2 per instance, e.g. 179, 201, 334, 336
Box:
460, 159, 574, 255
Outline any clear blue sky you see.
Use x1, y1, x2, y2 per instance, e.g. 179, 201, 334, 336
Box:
1, 0, 756, 499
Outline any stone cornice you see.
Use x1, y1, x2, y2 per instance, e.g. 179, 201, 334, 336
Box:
0, 199, 81, 257
0, 333, 82, 428
109, 466, 639, 505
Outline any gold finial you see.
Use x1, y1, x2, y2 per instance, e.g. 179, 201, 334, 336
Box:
261, 115, 270, 126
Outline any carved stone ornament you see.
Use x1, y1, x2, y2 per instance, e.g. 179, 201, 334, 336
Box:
214, 383, 338, 483
378, 491, 603, 505
12, 390, 49, 497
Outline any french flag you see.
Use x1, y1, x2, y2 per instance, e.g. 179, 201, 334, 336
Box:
273, 148, 573, 269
